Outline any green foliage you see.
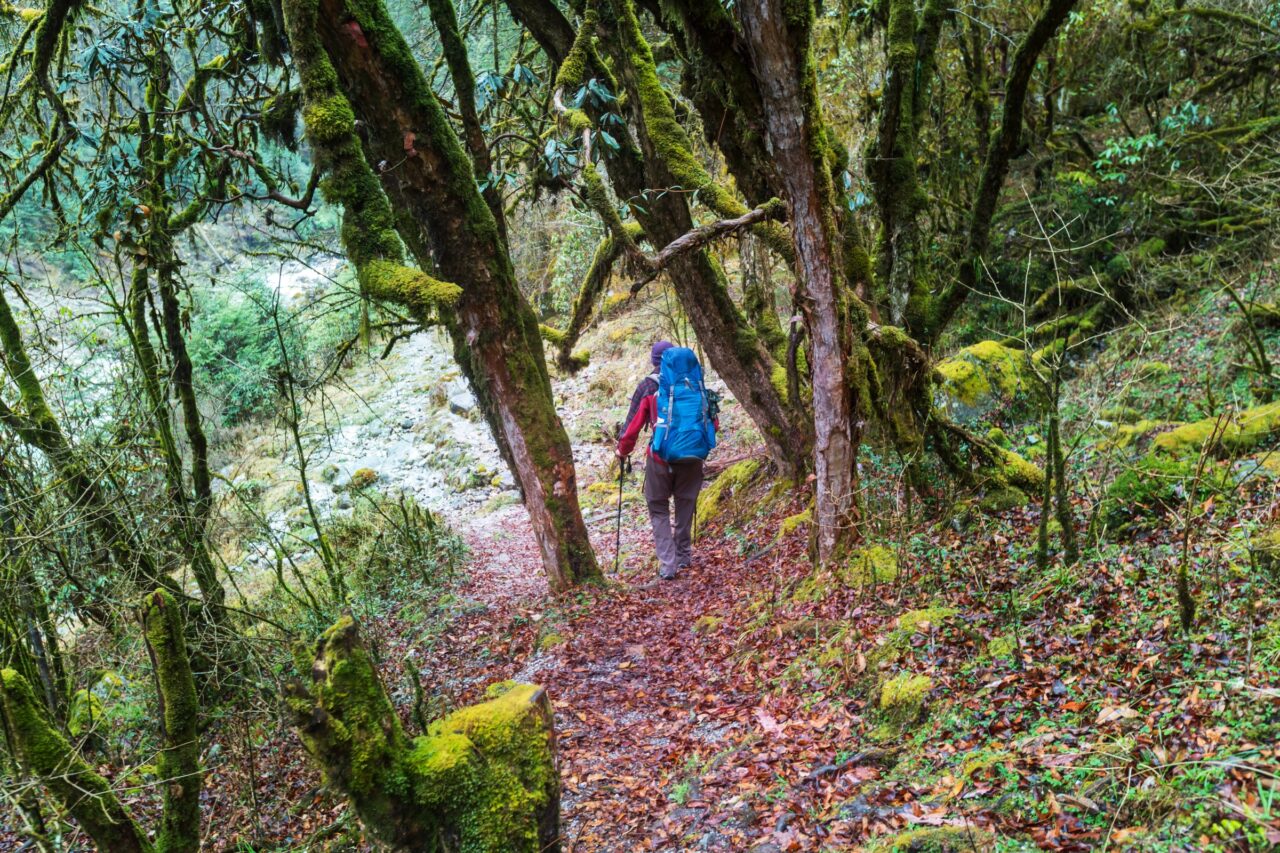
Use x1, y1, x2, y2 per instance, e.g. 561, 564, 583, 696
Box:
188, 280, 292, 424
324, 492, 466, 600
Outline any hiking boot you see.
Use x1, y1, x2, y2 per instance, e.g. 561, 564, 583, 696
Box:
659, 569, 678, 580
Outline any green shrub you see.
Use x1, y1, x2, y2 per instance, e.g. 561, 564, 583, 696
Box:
188, 280, 294, 424
325, 492, 466, 598
1101, 455, 1231, 531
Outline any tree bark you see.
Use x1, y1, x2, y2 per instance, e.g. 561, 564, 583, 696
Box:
0, 669, 152, 853
297, 0, 601, 590
599, 0, 811, 477
739, 0, 870, 560
286, 616, 560, 851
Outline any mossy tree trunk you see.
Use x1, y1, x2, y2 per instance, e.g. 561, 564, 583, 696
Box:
286, 616, 560, 851
0, 589, 202, 853
868, 0, 946, 336
739, 0, 873, 560
928, 0, 1080, 343
286, 0, 601, 591
0, 668, 152, 853
141, 590, 202, 853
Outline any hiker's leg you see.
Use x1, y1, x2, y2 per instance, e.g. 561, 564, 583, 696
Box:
644, 456, 678, 578
673, 460, 704, 567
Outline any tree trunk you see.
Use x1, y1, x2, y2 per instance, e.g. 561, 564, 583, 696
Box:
739, 0, 870, 560
297, 0, 600, 591
930, 0, 1080, 343
1, 674, 152, 853
141, 590, 202, 853
286, 616, 560, 851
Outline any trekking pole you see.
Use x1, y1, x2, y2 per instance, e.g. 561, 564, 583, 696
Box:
614, 456, 629, 573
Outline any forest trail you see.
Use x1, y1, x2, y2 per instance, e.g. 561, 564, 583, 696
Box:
439, 475, 906, 852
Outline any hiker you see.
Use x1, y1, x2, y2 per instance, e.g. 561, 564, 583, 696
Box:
617, 341, 718, 580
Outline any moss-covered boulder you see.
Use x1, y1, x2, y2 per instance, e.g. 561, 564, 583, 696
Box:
879, 671, 933, 728
842, 545, 899, 586
876, 825, 996, 852
777, 508, 812, 540
1249, 526, 1280, 578
1100, 454, 1232, 531
935, 340, 1037, 421
791, 546, 899, 603
1153, 401, 1280, 458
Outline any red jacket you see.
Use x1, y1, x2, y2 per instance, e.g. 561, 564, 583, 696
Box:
617, 393, 658, 459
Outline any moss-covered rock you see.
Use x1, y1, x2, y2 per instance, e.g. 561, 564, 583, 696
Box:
935, 340, 1036, 421
876, 825, 995, 851
841, 545, 899, 586
985, 426, 1011, 448
791, 545, 899, 603
1100, 454, 1231, 530
693, 614, 724, 633
898, 607, 958, 633
1153, 401, 1280, 458
348, 467, 379, 491
695, 458, 762, 529
985, 636, 1016, 659
879, 672, 933, 727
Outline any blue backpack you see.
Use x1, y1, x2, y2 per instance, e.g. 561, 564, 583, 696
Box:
650, 346, 717, 463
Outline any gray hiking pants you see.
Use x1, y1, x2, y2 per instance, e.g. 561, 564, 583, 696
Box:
643, 454, 704, 578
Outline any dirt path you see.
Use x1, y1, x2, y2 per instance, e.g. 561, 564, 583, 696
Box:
437, 485, 870, 852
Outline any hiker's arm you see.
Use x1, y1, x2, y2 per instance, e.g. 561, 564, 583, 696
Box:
617, 395, 653, 457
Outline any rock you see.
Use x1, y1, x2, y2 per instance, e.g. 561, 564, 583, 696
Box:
879, 672, 933, 729
319, 464, 340, 483
935, 340, 1038, 421
348, 468, 379, 490
401, 417, 415, 430
448, 391, 476, 416
334, 494, 353, 510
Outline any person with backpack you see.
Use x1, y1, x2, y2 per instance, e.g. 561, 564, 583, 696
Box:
617, 341, 718, 580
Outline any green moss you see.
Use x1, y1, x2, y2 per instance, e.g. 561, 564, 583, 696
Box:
349, 468, 379, 490
985, 636, 1016, 659
898, 607, 957, 633
841, 545, 899, 586
302, 93, 357, 142
1154, 401, 1280, 458
536, 632, 566, 651
978, 486, 1028, 513
879, 672, 932, 726
416, 682, 557, 849
1104, 418, 1167, 450
361, 260, 461, 313
141, 589, 201, 853
694, 458, 762, 529
1136, 360, 1172, 380
770, 363, 790, 405
777, 509, 812, 539
877, 825, 994, 851
1101, 454, 1231, 530
935, 340, 1032, 411
989, 447, 1044, 493
67, 687, 103, 738
693, 614, 723, 633
985, 426, 1010, 448
0, 669, 149, 851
